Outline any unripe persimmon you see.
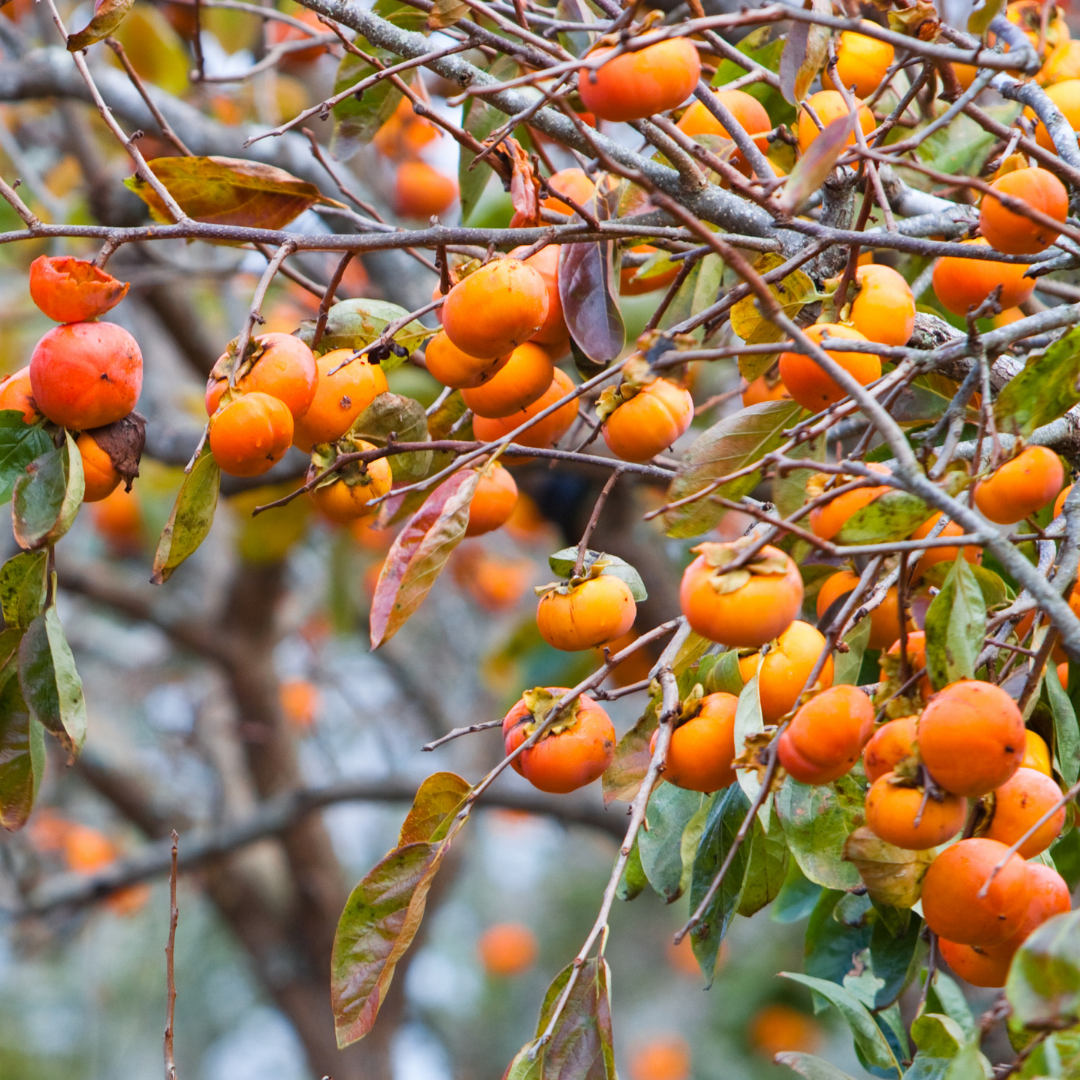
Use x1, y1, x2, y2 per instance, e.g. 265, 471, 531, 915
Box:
292, 349, 388, 452
308, 447, 392, 524
808, 464, 891, 542
676, 89, 771, 175
30, 321, 142, 430
920, 837, 1031, 946
394, 160, 458, 219
461, 343, 553, 418
679, 542, 803, 649
983, 767, 1066, 858
777, 323, 879, 411
209, 392, 294, 477
865, 774, 967, 849
938, 939, 1014, 988
602, 378, 693, 463
503, 690, 615, 793
974, 446, 1064, 524
29, 255, 129, 323
932, 238, 1034, 315
542, 168, 596, 214
465, 464, 518, 537
537, 574, 636, 651
863, 716, 917, 783
76, 431, 123, 502
477, 923, 538, 977
578, 39, 701, 123
911, 512, 981, 574
509, 245, 568, 345
777, 684, 875, 785
206, 333, 318, 420
816, 570, 906, 649
918, 680, 1025, 797
442, 259, 549, 360
424, 330, 509, 390
472, 367, 579, 450
849, 264, 915, 347
650, 691, 738, 792
739, 620, 834, 723
796, 91, 875, 153
822, 27, 895, 98
0, 366, 40, 424
980, 167, 1068, 255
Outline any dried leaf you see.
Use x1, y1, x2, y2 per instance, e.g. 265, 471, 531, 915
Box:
124, 157, 341, 228
776, 110, 857, 215
779, 0, 831, 105
426, 0, 469, 30
151, 450, 220, 584
370, 469, 481, 647
507, 139, 542, 229
67, 0, 134, 50
843, 826, 934, 908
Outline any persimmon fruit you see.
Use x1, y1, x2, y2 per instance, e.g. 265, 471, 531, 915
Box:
676, 88, 771, 175
777, 684, 874, 785
980, 167, 1068, 255
848, 264, 915, 347
974, 446, 1064, 524
778, 323, 879, 411
911, 512, 981, 573
0, 366, 40, 424
477, 923, 538, 977
1022, 728, 1053, 776
739, 620, 834, 723
29, 255, 129, 323
509, 245, 568, 345
938, 939, 1014, 988
292, 349, 388, 452
808, 465, 891, 541
796, 91, 875, 153
932, 238, 1034, 315
541, 167, 596, 214
822, 27, 895, 98
77, 431, 123, 502
209, 391, 294, 477
602, 378, 693, 463
628, 1035, 691, 1080
816, 570, 906, 649
424, 330, 509, 390
394, 160, 458, 219
30, 321, 142, 430
865, 774, 967, 849
462, 343, 553, 418
537, 574, 637, 651
983, 766, 1066, 858
206, 333, 318, 420
651, 691, 738, 792
863, 715, 917, 783
578, 39, 701, 123
985, 861, 1071, 958
465, 464, 519, 537
471, 367, 579, 450
309, 447, 392, 524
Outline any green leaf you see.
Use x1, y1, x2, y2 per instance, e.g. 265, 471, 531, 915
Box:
924, 556, 987, 690
0, 413, 52, 505
349, 392, 432, 480
772, 856, 823, 923
924, 972, 976, 1041
107, 3, 189, 95
1047, 662, 1080, 787
1007, 909, 1080, 1028
835, 489, 927, 545
0, 552, 47, 629
554, 0, 594, 57
617, 836, 647, 901
331, 45, 411, 161
297, 298, 430, 364
834, 616, 871, 687
0, 629, 39, 831
656, 255, 722, 338
602, 694, 658, 805
688, 784, 753, 985
806, 890, 873, 986
916, 107, 1008, 182
12, 432, 84, 551
640, 785, 705, 903
664, 399, 802, 538
547, 548, 648, 601
370, 469, 480, 648
994, 325, 1080, 438
773, 434, 825, 519
870, 912, 925, 1009
780, 973, 899, 1072
704, 650, 745, 697
458, 55, 517, 225
775, 774, 863, 891
737, 813, 790, 916
777, 1053, 859, 1080
18, 605, 86, 756
712, 35, 795, 125
397, 772, 470, 845
151, 451, 220, 584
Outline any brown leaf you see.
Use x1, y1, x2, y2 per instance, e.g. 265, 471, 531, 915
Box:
84, 412, 146, 489
601, 691, 659, 804
124, 157, 343, 229
842, 826, 934, 908
775, 110, 857, 216
67, 0, 134, 50
427, 0, 469, 32
506, 139, 542, 229
779, 0, 831, 105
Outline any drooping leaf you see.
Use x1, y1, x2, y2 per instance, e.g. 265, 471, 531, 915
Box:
772, 857, 824, 923
919, 560, 1011, 611
737, 813, 790, 916
151, 450, 220, 584
370, 469, 481, 648
125, 157, 340, 228
664, 399, 802, 538
547, 548, 648, 601
833, 617, 871, 688
331, 40, 414, 160
0, 630, 41, 831
776, 111, 857, 215
773, 434, 825, 519
732, 255, 816, 382
617, 836, 648, 901
640, 785, 706, 904
559, 239, 625, 367
659, 253, 725, 335
776, 1052, 860, 1080
924, 972, 977, 1041
778, 0, 831, 104
805, 889, 874, 986
870, 913, 925, 1009
688, 783, 753, 985
554, 0, 595, 57
1046, 662, 1080, 787
349, 393, 432, 480
775, 774, 864, 891
18, 605, 87, 756
835, 490, 927, 545
0, 413, 52, 506
993, 326, 1080, 437
780, 973, 900, 1073
459, 60, 517, 224
924, 555, 987, 690
843, 826, 934, 908
12, 431, 84, 551
0, 551, 47, 630
602, 694, 659, 805
704, 649, 745, 697
67, 0, 134, 50
1007, 909, 1080, 1028
297, 298, 430, 361
398, 771, 471, 845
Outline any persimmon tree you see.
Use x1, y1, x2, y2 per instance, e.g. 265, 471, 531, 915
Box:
5, 0, 1080, 1076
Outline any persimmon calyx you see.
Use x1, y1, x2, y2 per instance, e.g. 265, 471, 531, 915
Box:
533, 558, 614, 597
733, 730, 780, 784
208, 333, 268, 387
691, 539, 789, 595
518, 687, 582, 738
307, 440, 381, 491
670, 683, 705, 731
